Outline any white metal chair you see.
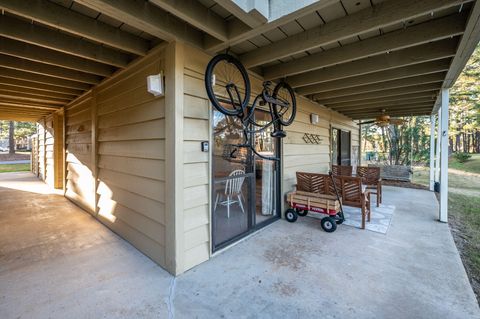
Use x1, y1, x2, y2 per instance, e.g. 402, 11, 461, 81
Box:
214, 169, 245, 218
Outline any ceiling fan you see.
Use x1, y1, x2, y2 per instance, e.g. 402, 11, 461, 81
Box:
357, 110, 406, 127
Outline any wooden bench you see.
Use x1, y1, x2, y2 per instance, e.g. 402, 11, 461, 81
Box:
369, 164, 412, 182
296, 172, 371, 229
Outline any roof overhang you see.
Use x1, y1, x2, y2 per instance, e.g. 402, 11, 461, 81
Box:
0, 0, 478, 121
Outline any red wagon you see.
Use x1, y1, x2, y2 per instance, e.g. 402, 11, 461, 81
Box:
285, 191, 344, 232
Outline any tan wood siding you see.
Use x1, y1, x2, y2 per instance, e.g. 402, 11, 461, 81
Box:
64, 92, 95, 213
180, 43, 360, 272
37, 119, 46, 180
182, 58, 211, 272
94, 48, 167, 268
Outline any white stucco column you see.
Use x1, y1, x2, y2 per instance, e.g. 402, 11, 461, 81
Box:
439, 89, 449, 223
429, 114, 436, 191
435, 108, 442, 183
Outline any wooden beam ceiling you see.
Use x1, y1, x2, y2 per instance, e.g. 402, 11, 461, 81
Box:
341, 103, 435, 115
0, 0, 149, 56
0, 101, 61, 111
314, 83, 442, 104
0, 92, 67, 106
0, 77, 84, 96
0, 90, 71, 103
350, 110, 433, 119
74, 0, 205, 48
331, 99, 438, 111
311, 73, 446, 100
288, 38, 458, 88
0, 55, 102, 85
211, 0, 266, 28
149, 0, 229, 42
345, 107, 435, 117
240, 0, 468, 67
296, 59, 451, 95
0, 14, 131, 68
0, 84, 76, 100
325, 92, 439, 108
263, 12, 467, 80
205, 0, 339, 52
0, 37, 114, 77
0, 67, 91, 91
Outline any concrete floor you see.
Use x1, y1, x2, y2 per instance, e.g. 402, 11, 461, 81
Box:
1, 172, 479, 319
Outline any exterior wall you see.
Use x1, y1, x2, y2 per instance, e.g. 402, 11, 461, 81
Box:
176, 43, 360, 273
95, 47, 167, 268
182, 52, 211, 271
32, 41, 359, 276
283, 99, 360, 195
37, 119, 46, 181
63, 45, 168, 269
65, 92, 95, 212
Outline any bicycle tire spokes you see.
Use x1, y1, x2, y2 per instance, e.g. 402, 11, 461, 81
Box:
205, 54, 250, 116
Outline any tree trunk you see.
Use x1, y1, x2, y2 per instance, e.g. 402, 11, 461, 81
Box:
456, 133, 460, 152
8, 121, 15, 154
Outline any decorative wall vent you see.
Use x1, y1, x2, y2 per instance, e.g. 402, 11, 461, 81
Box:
303, 133, 322, 144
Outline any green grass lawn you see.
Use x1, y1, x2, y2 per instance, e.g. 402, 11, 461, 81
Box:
413, 154, 480, 302
0, 163, 30, 173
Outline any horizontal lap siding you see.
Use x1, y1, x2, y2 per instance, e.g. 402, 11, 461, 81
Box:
65, 93, 95, 213
181, 43, 360, 272
284, 98, 360, 194
37, 119, 45, 180
44, 115, 55, 187
183, 66, 210, 271
95, 49, 167, 268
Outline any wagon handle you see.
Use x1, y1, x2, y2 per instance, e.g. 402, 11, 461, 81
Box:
329, 171, 345, 222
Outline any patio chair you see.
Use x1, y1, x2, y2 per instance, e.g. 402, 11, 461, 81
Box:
334, 175, 371, 229
296, 172, 371, 229
214, 169, 245, 218
356, 166, 382, 207
331, 165, 353, 176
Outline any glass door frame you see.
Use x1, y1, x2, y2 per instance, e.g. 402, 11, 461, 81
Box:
211, 109, 282, 253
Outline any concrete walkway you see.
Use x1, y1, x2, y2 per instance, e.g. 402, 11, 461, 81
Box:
1, 172, 479, 319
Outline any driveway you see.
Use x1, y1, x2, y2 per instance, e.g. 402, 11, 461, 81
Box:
1, 172, 479, 319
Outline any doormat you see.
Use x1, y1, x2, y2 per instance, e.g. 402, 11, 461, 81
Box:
341, 204, 395, 234
306, 203, 395, 234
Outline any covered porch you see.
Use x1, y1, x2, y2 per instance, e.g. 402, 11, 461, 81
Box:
1, 172, 478, 318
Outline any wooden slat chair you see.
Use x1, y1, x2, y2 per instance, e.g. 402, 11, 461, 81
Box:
295, 172, 371, 229
337, 176, 371, 229
296, 171, 330, 194
331, 165, 353, 176
356, 166, 382, 207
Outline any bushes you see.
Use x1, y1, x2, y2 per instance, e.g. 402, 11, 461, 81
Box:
453, 152, 472, 163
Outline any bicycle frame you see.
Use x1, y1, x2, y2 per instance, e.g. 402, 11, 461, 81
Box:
227, 82, 286, 161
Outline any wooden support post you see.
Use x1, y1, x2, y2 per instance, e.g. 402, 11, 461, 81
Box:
429, 114, 436, 191
439, 89, 449, 223
435, 108, 441, 183
91, 89, 98, 215
164, 42, 185, 275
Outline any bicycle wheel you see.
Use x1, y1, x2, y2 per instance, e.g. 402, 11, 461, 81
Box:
272, 82, 296, 126
205, 54, 251, 116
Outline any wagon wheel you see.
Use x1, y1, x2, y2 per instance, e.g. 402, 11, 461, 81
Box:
321, 217, 337, 232
295, 208, 308, 217
285, 209, 298, 222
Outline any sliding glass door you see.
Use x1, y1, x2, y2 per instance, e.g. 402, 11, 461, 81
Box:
212, 109, 280, 251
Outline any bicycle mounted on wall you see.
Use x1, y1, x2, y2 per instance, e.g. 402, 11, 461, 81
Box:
204, 53, 297, 161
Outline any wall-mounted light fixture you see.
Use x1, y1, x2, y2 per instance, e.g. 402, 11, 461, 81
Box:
310, 113, 319, 124
147, 72, 164, 96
